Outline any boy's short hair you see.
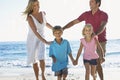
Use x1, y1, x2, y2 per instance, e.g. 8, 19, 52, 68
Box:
52, 25, 63, 33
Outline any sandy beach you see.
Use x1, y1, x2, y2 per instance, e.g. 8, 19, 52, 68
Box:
0, 67, 120, 80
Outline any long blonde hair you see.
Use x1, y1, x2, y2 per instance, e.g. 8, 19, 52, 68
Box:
23, 0, 38, 16
82, 24, 95, 37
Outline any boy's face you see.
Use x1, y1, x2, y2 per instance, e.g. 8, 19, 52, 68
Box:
53, 30, 63, 39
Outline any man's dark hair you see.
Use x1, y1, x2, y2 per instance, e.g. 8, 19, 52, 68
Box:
95, 0, 101, 7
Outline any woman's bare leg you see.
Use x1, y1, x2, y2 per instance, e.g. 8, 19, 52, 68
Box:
39, 60, 46, 80
33, 63, 39, 80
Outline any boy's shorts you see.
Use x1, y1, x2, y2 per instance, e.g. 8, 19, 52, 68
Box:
84, 59, 97, 65
55, 67, 68, 76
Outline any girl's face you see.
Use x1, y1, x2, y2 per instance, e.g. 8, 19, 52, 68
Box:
32, 1, 39, 13
84, 27, 93, 37
53, 30, 63, 40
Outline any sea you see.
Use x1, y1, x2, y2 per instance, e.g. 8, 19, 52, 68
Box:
0, 39, 120, 69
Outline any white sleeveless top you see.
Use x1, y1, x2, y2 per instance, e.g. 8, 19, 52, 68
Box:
26, 12, 47, 64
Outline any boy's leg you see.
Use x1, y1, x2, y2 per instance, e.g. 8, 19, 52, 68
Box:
55, 70, 62, 80
63, 74, 67, 80
57, 75, 62, 80
62, 68, 68, 80
55, 68, 68, 80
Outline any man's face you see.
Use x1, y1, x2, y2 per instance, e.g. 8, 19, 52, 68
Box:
89, 0, 99, 10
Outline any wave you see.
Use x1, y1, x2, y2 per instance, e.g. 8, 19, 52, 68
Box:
106, 52, 120, 56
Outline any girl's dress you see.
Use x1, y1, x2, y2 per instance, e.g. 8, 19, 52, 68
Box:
26, 12, 46, 64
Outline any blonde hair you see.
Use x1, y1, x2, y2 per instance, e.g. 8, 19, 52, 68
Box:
82, 24, 94, 36
23, 0, 38, 16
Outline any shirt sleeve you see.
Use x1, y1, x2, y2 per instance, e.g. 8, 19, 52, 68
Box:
77, 11, 87, 22
101, 12, 108, 22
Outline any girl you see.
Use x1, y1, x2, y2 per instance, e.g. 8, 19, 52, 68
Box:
75, 24, 104, 80
23, 0, 52, 80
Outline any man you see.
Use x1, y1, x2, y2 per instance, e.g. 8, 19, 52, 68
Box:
63, 0, 108, 80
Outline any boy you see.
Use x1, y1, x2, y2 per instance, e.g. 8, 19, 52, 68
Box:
49, 26, 74, 80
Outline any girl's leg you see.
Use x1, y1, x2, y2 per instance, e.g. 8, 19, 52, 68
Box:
39, 60, 46, 80
91, 65, 96, 80
33, 63, 39, 80
84, 63, 90, 80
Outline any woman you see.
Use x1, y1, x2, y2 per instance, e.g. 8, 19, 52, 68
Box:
23, 0, 52, 80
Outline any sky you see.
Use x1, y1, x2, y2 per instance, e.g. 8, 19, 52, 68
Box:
0, 0, 120, 42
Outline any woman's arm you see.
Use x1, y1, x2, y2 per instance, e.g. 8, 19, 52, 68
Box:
27, 16, 48, 44
46, 23, 53, 29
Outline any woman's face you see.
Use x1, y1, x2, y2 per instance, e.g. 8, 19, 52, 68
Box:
32, 1, 39, 13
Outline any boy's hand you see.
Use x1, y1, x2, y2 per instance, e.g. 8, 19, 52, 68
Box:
52, 57, 56, 63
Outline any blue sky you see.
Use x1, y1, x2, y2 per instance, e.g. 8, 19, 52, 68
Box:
0, 0, 120, 41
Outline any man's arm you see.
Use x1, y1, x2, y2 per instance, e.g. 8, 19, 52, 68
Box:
96, 21, 107, 35
63, 19, 80, 30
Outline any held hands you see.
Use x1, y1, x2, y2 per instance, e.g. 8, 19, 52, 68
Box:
97, 57, 105, 64
72, 59, 78, 66
100, 57, 105, 64
46, 41, 53, 45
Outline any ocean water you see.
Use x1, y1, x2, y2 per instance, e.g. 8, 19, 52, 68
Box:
0, 39, 120, 69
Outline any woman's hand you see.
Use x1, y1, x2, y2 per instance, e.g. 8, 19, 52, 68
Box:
46, 41, 53, 45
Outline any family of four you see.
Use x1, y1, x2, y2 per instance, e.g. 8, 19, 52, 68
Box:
23, 0, 108, 80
